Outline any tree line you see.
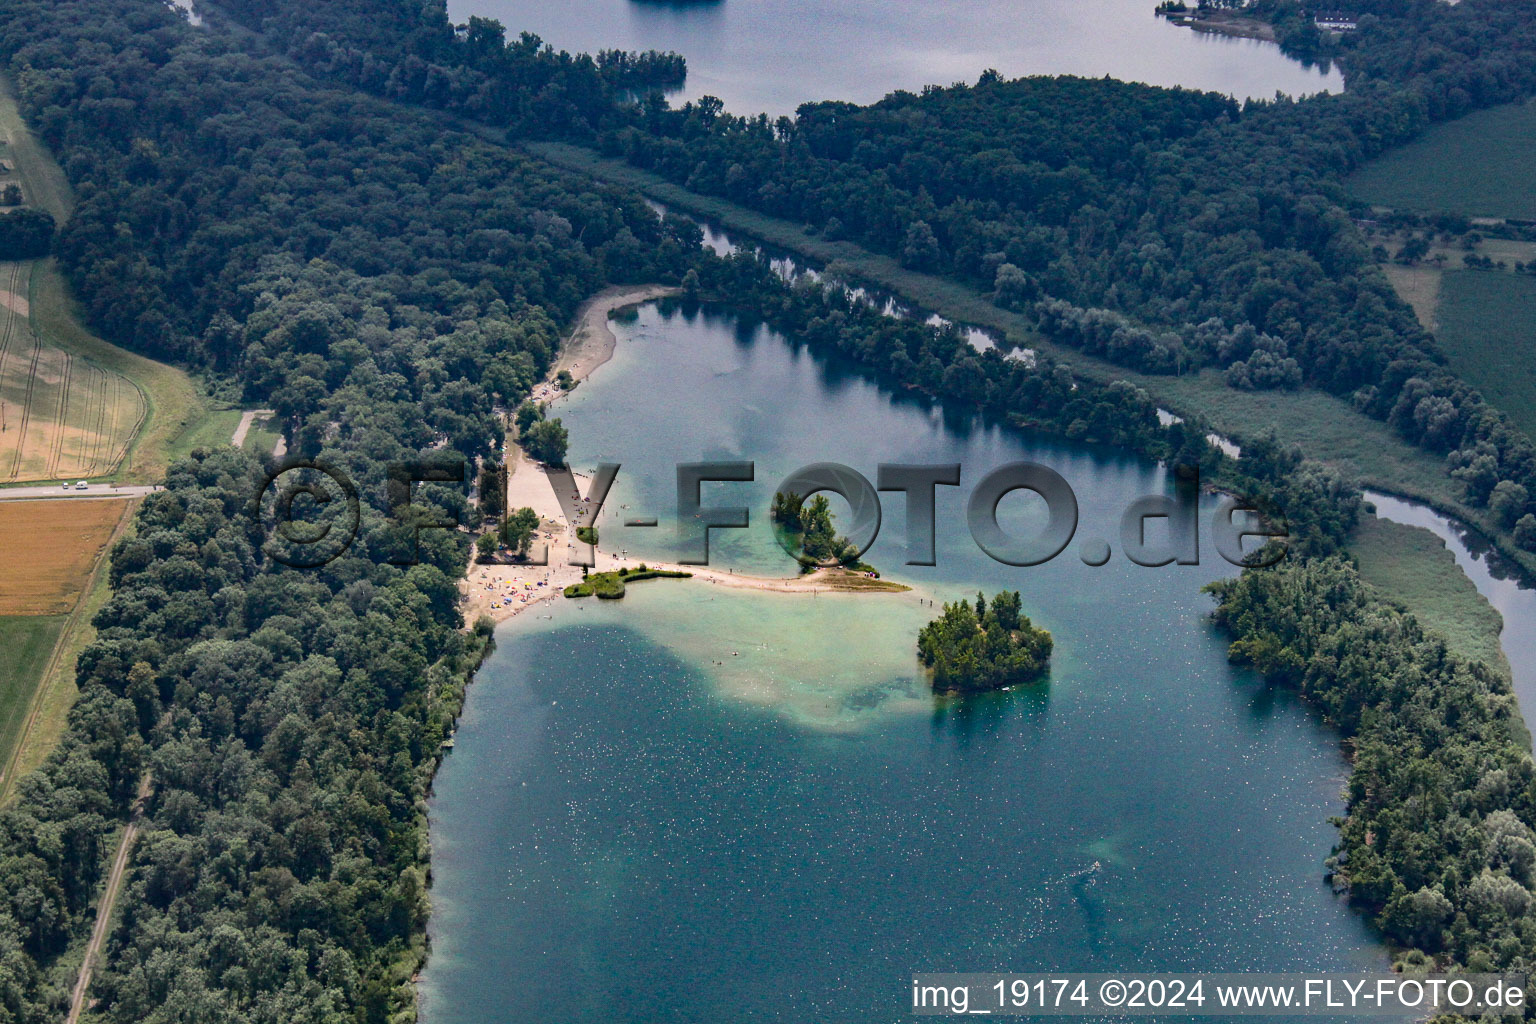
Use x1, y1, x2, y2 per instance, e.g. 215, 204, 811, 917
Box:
0, 0, 703, 1019
586, 0, 1536, 558
1208, 558, 1536, 978
217, 0, 684, 138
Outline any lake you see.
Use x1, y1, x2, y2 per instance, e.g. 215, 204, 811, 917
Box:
448, 0, 1343, 116
419, 303, 1389, 1023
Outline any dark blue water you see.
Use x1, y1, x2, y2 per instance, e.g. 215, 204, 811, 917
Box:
420, 304, 1388, 1023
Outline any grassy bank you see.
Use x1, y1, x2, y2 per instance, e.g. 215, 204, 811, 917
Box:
0, 615, 67, 773
1351, 515, 1510, 679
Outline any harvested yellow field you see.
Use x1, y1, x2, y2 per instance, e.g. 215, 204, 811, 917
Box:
0, 498, 129, 614
0, 262, 146, 482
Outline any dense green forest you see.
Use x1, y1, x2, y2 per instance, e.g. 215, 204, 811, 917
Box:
0, 206, 53, 258
0, 0, 1534, 1019
0, 2, 1315, 1021
917, 590, 1052, 694
580, 0, 1536, 558
1209, 560, 1534, 973
218, 0, 683, 136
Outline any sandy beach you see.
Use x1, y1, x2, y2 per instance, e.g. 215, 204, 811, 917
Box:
462, 283, 911, 627
464, 551, 911, 627
527, 283, 681, 408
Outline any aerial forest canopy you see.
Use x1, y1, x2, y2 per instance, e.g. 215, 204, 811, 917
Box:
0, 206, 54, 259
0, 0, 1533, 1019
771, 491, 861, 568
218, 0, 686, 136
917, 591, 1052, 694
585, 0, 1536, 560
0, 0, 705, 1020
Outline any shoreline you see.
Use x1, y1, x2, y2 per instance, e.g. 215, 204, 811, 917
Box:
464, 550, 913, 629
531, 283, 682, 407
1160, 11, 1278, 42
463, 283, 910, 629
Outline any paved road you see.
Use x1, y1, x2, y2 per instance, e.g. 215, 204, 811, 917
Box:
0, 483, 156, 501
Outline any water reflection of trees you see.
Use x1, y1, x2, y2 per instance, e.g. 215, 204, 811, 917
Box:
928, 681, 1051, 757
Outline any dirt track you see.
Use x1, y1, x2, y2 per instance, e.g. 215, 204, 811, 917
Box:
65, 773, 153, 1024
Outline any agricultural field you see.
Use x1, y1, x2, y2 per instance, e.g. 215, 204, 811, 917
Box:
1358, 223, 1536, 332
0, 498, 130, 614
1382, 263, 1443, 331
0, 76, 212, 485
0, 75, 223, 795
0, 497, 131, 797
1434, 270, 1536, 439
1346, 98, 1536, 219
0, 261, 147, 482
0, 614, 66, 784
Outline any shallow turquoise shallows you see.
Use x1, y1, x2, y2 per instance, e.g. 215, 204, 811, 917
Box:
449, 0, 1342, 117
419, 304, 1389, 1024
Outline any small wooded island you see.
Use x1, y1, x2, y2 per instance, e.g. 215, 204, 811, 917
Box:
917, 591, 1053, 694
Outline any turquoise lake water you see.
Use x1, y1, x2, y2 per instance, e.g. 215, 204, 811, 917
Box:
419, 304, 1390, 1023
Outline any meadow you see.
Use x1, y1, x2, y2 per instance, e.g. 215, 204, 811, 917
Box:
0, 613, 66, 787
1434, 270, 1536, 439
1346, 99, 1536, 219
1351, 515, 1510, 677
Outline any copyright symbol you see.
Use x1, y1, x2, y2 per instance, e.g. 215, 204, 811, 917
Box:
1099, 980, 1126, 1007
248, 457, 360, 568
